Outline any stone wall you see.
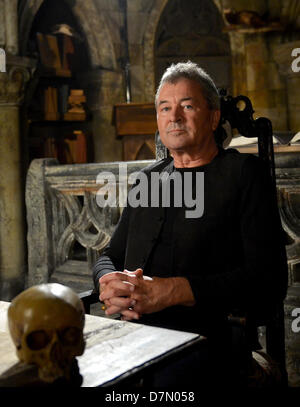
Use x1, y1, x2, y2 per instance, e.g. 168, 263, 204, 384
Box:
219, 0, 300, 134
15, 0, 300, 163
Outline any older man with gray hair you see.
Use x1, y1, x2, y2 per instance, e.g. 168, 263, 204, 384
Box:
93, 61, 287, 387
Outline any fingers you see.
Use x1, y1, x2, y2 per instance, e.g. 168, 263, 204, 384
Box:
120, 308, 140, 321
106, 296, 136, 310
99, 271, 125, 285
99, 271, 140, 287
99, 279, 135, 302
104, 296, 138, 318
124, 269, 153, 281
124, 268, 144, 279
98, 269, 148, 320
99, 282, 106, 299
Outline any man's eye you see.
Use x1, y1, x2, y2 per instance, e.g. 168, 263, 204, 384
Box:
183, 105, 193, 110
161, 107, 170, 112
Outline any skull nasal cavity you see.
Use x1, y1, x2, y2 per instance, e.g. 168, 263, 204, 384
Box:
50, 341, 64, 364
26, 330, 51, 350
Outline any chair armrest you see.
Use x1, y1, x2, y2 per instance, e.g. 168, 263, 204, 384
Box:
79, 289, 99, 314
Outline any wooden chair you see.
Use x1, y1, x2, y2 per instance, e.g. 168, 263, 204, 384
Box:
215, 90, 288, 386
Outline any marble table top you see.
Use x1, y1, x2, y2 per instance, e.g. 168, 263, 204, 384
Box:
0, 301, 203, 387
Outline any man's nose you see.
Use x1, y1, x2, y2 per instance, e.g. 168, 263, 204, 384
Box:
169, 106, 182, 122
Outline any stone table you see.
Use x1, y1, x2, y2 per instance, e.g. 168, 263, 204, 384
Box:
0, 301, 204, 387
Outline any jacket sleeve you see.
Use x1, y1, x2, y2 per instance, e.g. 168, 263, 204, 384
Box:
92, 204, 131, 292
185, 155, 288, 323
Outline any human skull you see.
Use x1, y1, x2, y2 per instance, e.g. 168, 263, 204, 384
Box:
7, 283, 85, 383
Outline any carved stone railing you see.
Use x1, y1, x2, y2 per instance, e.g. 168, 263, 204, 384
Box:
25, 158, 154, 293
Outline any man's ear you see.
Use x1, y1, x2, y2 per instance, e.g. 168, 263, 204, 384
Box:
211, 110, 221, 131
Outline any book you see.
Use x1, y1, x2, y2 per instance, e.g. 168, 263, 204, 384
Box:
74, 130, 87, 163
59, 131, 87, 164
63, 34, 75, 71
44, 87, 59, 120
228, 135, 279, 147
44, 137, 58, 159
64, 137, 76, 164
37, 33, 62, 70
228, 132, 299, 148
58, 84, 69, 114
36, 32, 71, 77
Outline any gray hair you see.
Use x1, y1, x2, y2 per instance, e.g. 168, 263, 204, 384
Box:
155, 61, 220, 110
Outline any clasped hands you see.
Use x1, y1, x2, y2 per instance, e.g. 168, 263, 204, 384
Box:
99, 268, 161, 321
99, 268, 196, 321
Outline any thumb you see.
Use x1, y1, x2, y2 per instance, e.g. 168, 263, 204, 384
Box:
124, 268, 144, 278
134, 268, 144, 278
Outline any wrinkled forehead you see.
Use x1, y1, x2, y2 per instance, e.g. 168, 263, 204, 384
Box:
156, 78, 206, 106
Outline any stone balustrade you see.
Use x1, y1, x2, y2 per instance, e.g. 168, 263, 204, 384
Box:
25, 158, 154, 292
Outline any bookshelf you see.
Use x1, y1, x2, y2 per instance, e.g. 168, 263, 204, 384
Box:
26, 32, 92, 165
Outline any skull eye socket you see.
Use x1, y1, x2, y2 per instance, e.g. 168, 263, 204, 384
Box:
58, 327, 81, 346
26, 330, 51, 350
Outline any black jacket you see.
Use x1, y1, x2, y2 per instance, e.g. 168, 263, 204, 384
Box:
93, 148, 288, 336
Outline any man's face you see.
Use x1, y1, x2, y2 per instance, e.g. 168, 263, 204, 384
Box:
156, 78, 220, 154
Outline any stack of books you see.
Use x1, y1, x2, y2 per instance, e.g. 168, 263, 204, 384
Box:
64, 89, 86, 121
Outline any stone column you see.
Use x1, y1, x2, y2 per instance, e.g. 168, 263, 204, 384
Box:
0, 0, 5, 49
273, 40, 300, 133
245, 34, 288, 131
228, 32, 248, 96
4, 0, 19, 55
0, 55, 34, 300
127, 0, 152, 103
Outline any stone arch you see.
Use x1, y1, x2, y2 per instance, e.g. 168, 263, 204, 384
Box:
18, 0, 116, 69
143, 0, 230, 101
18, 0, 44, 56
68, 0, 116, 70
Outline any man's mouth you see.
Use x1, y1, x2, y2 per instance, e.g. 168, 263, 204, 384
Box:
167, 128, 186, 134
